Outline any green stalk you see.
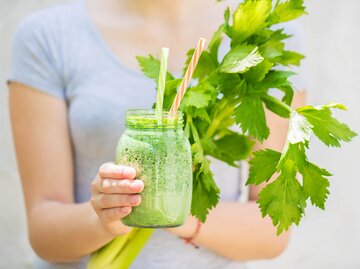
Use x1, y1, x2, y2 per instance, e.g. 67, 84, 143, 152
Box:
205, 99, 235, 139
87, 228, 154, 269
109, 229, 154, 269
189, 117, 201, 147
261, 94, 293, 118
88, 233, 133, 268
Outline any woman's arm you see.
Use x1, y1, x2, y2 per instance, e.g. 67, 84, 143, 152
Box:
168, 91, 306, 261
9, 83, 143, 263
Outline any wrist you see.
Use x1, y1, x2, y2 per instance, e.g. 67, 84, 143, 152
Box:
179, 218, 202, 248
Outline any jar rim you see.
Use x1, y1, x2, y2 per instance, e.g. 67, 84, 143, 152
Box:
125, 109, 183, 129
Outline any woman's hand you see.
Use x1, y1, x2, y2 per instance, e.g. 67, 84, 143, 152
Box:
90, 163, 144, 236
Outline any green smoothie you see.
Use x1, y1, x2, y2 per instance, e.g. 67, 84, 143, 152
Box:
115, 110, 192, 228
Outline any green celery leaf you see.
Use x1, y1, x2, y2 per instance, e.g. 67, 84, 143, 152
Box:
251, 28, 291, 45
223, 7, 231, 37
268, 0, 307, 24
258, 162, 307, 235
191, 142, 204, 165
256, 70, 295, 97
218, 73, 246, 98
191, 166, 220, 222
182, 89, 211, 108
259, 143, 309, 234
261, 70, 296, 87
195, 52, 217, 78
274, 51, 305, 66
287, 111, 314, 144
208, 24, 225, 64
210, 133, 255, 166
232, 0, 272, 44
243, 59, 274, 82
136, 55, 174, 81
297, 103, 357, 147
280, 85, 295, 105
299, 162, 331, 209
259, 40, 285, 60
235, 94, 270, 142
270, 28, 292, 42
278, 142, 307, 171
220, 45, 264, 74
247, 149, 281, 185
201, 137, 220, 157
181, 82, 216, 109
185, 107, 211, 123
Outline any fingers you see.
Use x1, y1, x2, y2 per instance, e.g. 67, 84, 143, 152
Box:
99, 207, 133, 223
92, 177, 144, 194
92, 193, 142, 209
101, 179, 144, 194
99, 163, 136, 179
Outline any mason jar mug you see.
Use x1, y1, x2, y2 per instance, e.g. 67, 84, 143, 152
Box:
115, 109, 192, 228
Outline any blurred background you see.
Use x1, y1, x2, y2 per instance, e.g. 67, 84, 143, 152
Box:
1, 0, 359, 268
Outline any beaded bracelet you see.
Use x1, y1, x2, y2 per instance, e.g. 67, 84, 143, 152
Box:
179, 219, 202, 248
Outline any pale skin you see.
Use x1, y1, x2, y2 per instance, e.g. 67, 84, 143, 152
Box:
9, 0, 306, 263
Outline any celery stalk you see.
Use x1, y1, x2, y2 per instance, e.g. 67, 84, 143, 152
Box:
108, 228, 154, 269
87, 232, 132, 268
87, 228, 154, 269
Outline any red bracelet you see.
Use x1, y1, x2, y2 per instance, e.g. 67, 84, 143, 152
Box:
179, 219, 202, 248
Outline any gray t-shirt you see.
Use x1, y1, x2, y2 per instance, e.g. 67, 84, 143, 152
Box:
8, 1, 306, 268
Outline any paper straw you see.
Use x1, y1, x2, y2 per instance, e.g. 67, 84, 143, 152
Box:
170, 38, 207, 114
156, 47, 169, 122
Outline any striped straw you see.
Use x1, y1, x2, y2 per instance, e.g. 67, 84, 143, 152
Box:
170, 38, 207, 114
156, 47, 169, 123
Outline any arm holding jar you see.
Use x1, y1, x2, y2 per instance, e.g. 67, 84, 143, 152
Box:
9, 83, 143, 262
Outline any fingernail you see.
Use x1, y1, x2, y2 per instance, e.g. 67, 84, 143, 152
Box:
121, 207, 131, 213
129, 195, 140, 205
131, 180, 143, 190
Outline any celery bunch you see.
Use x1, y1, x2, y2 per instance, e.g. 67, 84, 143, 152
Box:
88, 0, 357, 267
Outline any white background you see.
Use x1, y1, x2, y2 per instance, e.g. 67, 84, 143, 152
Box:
1, 1, 359, 268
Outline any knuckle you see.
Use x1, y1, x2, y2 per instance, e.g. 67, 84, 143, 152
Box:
100, 194, 111, 208
101, 179, 111, 192
119, 180, 131, 192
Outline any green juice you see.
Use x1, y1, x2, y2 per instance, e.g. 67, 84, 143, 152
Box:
115, 110, 192, 228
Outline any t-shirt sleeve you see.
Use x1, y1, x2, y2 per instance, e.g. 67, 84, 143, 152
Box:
8, 13, 65, 100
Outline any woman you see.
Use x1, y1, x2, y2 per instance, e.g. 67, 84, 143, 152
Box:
8, 0, 306, 268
